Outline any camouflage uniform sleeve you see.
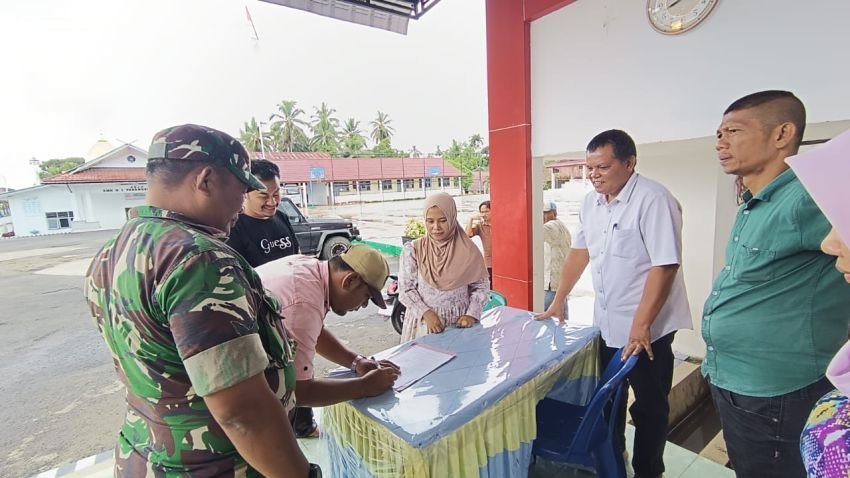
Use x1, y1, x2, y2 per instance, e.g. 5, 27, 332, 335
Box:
155, 250, 269, 396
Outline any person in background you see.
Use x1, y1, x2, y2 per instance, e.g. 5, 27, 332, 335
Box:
536, 129, 691, 478
542, 200, 572, 322
226, 158, 317, 438
227, 159, 300, 267
256, 246, 400, 407
785, 129, 850, 478
399, 192, 490, 343
85, 124, 319, 477
702, 91, 850, 478
465, 200, 492, 283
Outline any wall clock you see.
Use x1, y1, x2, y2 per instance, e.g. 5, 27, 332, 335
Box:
647, 0, 719, 35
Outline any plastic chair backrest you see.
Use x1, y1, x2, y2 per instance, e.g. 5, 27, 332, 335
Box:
484, 290, 507, 311
568, 350, 639, 452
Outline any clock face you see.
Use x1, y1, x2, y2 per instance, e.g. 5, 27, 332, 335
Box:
647, 0, 718, 35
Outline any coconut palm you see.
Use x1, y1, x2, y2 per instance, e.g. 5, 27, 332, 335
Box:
370, 111, 395, 144
269, 100, 310, 152
239, 117, 263, 152
310, 102, 340, 154
340, 118, 367, 156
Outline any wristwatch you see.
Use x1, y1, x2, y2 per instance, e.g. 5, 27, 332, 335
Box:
308, 463, 322, 478
350, 354, 366, 372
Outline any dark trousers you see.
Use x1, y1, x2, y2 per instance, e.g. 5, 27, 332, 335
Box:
709, 376, 833, 478
600, 332, 675, 478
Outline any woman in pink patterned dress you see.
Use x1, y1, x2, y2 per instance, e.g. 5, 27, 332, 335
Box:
398, 192, 491, 343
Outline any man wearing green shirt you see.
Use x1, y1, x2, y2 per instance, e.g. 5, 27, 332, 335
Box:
86, 124, 320, 477
703, 91, 850, 478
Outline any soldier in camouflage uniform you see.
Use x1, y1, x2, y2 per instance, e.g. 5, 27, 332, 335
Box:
85, 124, 320, 477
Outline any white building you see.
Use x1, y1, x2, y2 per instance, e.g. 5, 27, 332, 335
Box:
0, 143, 148, 237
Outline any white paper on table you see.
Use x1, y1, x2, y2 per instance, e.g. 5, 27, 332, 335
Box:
386, 343, 456, 392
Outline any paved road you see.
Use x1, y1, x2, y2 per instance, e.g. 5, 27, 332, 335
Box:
0, 231, 401, 478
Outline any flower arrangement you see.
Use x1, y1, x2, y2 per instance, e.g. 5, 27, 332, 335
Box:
403, 218, 426, 240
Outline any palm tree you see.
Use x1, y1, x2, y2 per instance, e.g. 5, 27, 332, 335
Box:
341, 118, 367, 156
269, 100, 310, 152
469, 134, 484, 151
409, 145, 422, 158
310, 102, 340, 154
239, 117, 263, 152
370, 111, 395, 145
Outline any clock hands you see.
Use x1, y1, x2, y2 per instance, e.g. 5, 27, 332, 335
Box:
668, 0, 683, 8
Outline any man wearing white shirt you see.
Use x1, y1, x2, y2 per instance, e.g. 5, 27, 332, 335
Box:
536, 129, 691, 478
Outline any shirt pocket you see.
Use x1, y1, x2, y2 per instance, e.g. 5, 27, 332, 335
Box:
610, 228, 645, 259
732, 245, 776, 282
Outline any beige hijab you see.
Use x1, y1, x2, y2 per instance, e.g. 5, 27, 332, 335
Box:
413, 192, 490, 290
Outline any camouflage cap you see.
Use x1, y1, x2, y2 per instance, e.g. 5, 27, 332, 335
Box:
148, 124, 265, 191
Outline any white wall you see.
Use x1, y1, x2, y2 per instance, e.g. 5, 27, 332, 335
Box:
530, 0, 850, 357
88, 145, 148, 169
71, 183, 147, 230
531, 0, 850, 155
8, 186, 76, 236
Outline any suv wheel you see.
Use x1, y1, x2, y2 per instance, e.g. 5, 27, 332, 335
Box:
320, 236, 351, 259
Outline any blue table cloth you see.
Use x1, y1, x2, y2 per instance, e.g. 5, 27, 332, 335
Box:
322, 306, 600, 478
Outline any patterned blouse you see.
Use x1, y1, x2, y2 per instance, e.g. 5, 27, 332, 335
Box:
398, 241, 491, 343
802, 389, 850, 478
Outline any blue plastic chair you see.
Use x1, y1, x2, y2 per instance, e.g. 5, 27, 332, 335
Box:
532, 349, 639, 478
484, 290, 507, 311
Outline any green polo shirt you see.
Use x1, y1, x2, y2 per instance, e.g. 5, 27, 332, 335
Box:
702, 169, 850, 397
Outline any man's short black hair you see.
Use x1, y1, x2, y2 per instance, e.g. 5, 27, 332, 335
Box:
586, 129, 637, 162
251, 159, 280, 182
146, 159, 208, 188
724, 90, 806, 147
329, 254, 355, 273
479, 200, 491, 211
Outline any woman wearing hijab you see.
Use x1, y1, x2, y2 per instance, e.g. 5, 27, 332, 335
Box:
787, 129, 850, 477
398, 192, 491, 343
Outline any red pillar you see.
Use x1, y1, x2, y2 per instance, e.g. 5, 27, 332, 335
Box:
485, 0, 576, 309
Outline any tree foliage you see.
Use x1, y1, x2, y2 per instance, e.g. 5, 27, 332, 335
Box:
242, 100, 490, 182
309, 102, 340, 154
239, 117, 263, 153
340, 118, 367, 156
442, 135, 489, 191
39, 157, 85, 179
370, 111, 395, 145
269, 100, 310, 152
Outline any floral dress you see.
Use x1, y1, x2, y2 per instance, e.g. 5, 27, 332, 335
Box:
398, 241, 490, 343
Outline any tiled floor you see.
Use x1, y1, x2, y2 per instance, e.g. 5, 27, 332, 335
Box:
528, 425, 732, 478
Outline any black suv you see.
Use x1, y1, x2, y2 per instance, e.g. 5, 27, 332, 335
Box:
277, 197, 361, 259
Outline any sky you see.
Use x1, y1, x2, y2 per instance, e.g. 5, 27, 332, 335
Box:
0, 0, 488, 189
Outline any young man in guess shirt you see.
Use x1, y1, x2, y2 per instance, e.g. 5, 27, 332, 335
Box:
227, 159, 300, 267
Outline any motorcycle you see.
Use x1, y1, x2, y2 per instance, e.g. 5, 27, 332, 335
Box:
383, 275, 406, 335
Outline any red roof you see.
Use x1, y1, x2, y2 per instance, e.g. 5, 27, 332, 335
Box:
251, 152, 333, 161
42, 168, 146, 184
545, 159, 586, 169
40, 156, 463, 185
264, 157, 463, 182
